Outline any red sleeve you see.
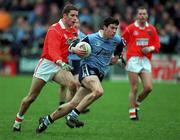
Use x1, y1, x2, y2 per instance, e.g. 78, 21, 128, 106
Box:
151, 26, 160, 53
122, 27, 130, 44
47, 29, 63, 62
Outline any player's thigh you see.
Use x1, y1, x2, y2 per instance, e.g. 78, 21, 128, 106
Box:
82, 75, 103, 93
28, 77, 46, 97
139, 72, 152, 88
128, 72, 139, 89
53, 70, 75, 86
71, 87, 91, 104
74, 74, 79, 83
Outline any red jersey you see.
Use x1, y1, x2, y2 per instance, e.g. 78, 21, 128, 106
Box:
41, 19, 77, 63
122, 21, 160, 61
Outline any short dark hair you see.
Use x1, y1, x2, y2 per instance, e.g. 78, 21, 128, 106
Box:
136, 6, 147, 14
102, 17, 119, 27
62, 4, 78, 15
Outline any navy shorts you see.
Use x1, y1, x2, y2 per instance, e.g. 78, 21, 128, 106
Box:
79, 64, 104, 83
69, 60, 81, 75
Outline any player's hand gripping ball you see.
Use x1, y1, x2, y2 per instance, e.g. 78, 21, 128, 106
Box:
75, 41, 91, 58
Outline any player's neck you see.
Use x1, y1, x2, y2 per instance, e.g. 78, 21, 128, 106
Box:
100, 30, 109, 39
62, 19, 70, 29
137, 21, 146, 28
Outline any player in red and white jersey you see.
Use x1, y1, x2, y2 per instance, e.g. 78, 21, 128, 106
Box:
13, 4, 87, 132
122, 7, 160, 120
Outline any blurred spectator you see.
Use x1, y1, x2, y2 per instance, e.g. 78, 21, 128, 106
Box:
0, 9, 12, 30
28, 1, 47, 25
13, 16, 31, 44
159, 23, 179, 53
48, 3, 60, 25
79, 7, 93, 26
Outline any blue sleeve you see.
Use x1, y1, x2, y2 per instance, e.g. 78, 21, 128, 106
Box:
78, 30, 86, 39
81, 36, 90, 44
114, 38, 126, 57
68, 38, 80, 52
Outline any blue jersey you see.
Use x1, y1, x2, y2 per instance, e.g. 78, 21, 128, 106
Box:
81, 31, 124, 75
68, 29, 86, 61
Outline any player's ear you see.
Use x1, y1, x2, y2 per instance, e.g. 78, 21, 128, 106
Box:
103, 25, 107, 30
63, 13, 68, 19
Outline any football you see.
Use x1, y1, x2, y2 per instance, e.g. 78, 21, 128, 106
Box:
75, 41, 91, 58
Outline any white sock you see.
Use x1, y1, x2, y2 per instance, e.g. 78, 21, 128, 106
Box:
129, 108, 136, 118
69, 110, 79, 118
136, 101, 141, 106
44, 116, 51, 126
14, 113, 24, 127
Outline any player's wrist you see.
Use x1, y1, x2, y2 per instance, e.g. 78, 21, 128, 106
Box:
149, 46, 155, 52
56, 60, 62, 65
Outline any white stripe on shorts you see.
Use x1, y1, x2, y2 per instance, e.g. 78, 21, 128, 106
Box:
82, 64, 90, 77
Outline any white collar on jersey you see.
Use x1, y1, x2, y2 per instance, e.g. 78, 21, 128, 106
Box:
58, 19, 66, 29
98, 30, 103, 38
134, 21, 149, 29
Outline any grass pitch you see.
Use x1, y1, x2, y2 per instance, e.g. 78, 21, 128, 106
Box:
0, 76, 180, 140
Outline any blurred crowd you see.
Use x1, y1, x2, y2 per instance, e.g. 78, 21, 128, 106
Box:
0, 0, 180, 62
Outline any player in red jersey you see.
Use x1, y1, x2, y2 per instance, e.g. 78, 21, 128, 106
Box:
122, 7, 160, 120
13, 4, 87, 132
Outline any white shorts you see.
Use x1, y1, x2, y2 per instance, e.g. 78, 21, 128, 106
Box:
126, 56, 151, 73
33, 58, 61, 82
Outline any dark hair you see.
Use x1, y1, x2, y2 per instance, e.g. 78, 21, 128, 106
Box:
136, 6, 147, 14
62, 4, 78, 15
102, 17, 119, 27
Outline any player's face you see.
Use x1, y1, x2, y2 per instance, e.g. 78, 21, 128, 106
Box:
104, 24, 118, 39
137, 9, 148, 23
64, 10, 79, 27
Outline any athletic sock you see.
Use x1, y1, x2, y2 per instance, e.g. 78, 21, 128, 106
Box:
136, 101, 141, 106
14, 113, 24, 127
129, 108, 137, 119
59, 101, 65, 105
68, 108, 80, 118
44, 115, 54, 126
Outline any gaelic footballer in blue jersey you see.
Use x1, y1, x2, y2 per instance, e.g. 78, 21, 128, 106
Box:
79, 31, 125, 82
36, 17, 126, 133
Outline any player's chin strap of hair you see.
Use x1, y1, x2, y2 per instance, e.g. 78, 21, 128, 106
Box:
68, 38, 80, 53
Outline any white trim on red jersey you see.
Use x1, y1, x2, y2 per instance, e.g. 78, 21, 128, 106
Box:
134, 21, 149, 29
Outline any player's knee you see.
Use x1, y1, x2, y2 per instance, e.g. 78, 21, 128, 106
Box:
93, 89, 104, 98
68, 81, 77, 92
